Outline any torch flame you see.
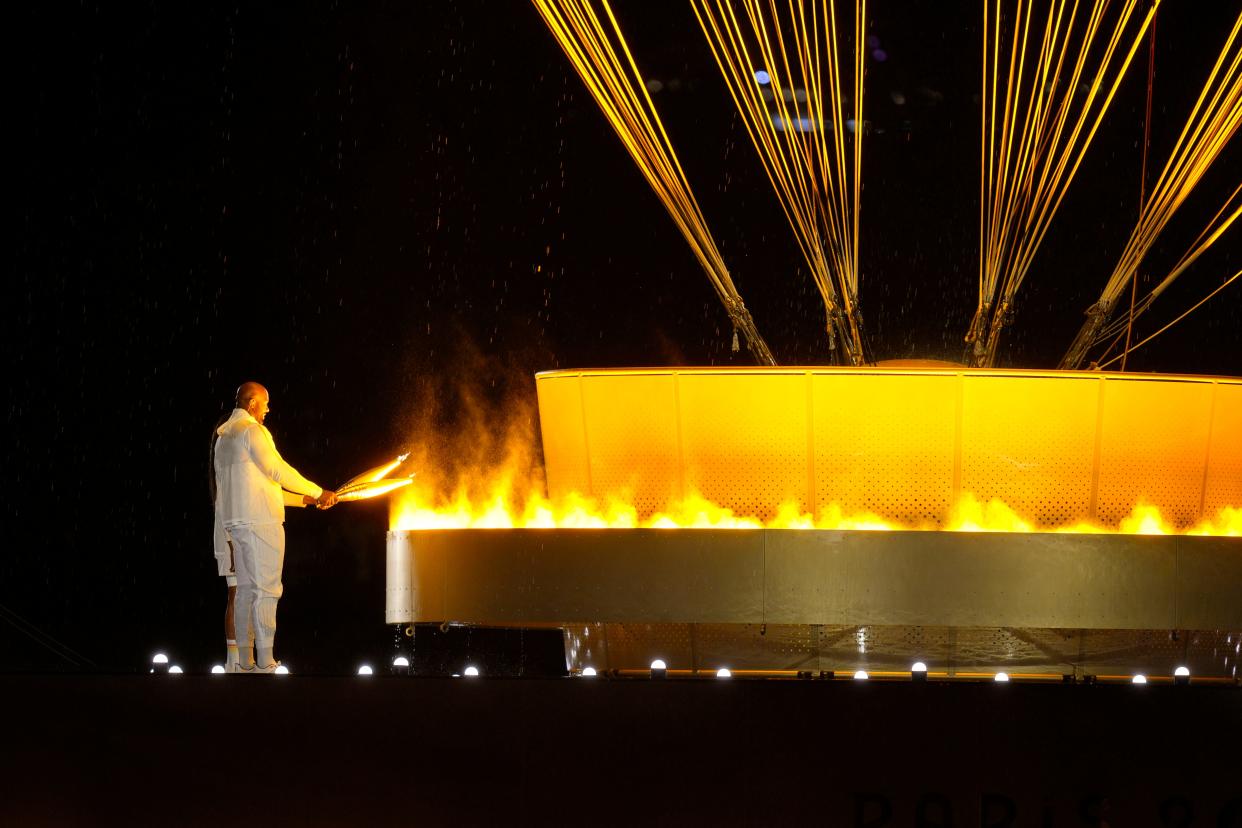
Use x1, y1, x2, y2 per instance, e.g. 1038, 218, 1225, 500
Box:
334, 453, 414, 503
363, 452, 409, 484
338, 453, 410, 493
336, 477, 414, 502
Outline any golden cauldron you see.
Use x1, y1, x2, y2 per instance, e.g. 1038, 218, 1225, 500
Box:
535, 366, 1242, 530
385, 367, 1242, 678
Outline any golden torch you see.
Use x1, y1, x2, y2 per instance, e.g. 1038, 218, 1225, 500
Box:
335, 453, 414, 503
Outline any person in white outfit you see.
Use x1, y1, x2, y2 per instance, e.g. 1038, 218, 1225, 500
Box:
213, 382, 337, 673
210, 418, 316, 672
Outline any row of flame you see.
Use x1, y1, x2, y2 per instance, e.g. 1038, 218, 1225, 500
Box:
387, 486, 1242, 536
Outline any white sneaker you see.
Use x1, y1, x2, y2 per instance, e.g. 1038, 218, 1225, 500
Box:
224, 661, 245, 674
233, 662, 279, 675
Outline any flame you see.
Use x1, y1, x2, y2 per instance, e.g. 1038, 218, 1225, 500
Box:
390, 486, 1242, 536
333, 453, 413, 503
387, 368, 1242, 536
339, 453, 410, 492
337, 477, 414, 502
362, 453, 410, 484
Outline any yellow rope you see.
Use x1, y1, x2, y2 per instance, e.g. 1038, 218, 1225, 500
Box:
1062, 9, 1242, 369
693, 0, 867, 363
1097, 269, 1242, 370
1094, 180, 1242, 346
970, 0, 1159, 367
532, 0, 776, 364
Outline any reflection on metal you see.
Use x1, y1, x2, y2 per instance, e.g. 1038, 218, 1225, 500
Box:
386, 528, 1242, 676
385, 531, 415, 624
385, 531, 1242, 680
560, 624, 1239, 681
380, 366, 1242, 676
535, 367, 1242, 528
386, 528, 1242, 628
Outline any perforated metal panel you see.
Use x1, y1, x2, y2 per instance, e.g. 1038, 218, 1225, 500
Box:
536, 374, 590, 497
960, 374, 1098, 525
561, 623, 609, 672
599, 623, 696, 670
814, 371, 956, 522
1095, 378, 1213, 527
536, 368, 1242, 528
563, 623, 1242, 678
1203, 382, 1242, 515
680, 372, 809, 519
579, 372, 681, 516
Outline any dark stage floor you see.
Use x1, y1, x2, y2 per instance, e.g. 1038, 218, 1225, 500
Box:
2, 674, 1239, 826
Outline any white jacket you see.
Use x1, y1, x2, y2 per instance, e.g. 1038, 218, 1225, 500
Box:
213, 408, 323, 527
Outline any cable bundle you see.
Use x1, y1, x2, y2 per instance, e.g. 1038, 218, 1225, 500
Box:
1062, 9, 1242, 369
968, 0, 1161, 367
532, 0, 776, 364
693, 0, 868, 364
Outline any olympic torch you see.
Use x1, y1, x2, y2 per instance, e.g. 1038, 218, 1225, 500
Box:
334, 453, 414, 503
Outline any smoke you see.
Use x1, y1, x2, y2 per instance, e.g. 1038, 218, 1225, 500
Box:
390, 332, 548, 516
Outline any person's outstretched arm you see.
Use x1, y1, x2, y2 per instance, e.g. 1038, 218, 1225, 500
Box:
245, 425, 323, 499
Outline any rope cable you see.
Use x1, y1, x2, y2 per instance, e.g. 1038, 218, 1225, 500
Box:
532, 0, 777, 364
1121, 15, 1159, 371
970, 0, 1159, 367
1097, 268, 1242, 370
0, 600, 96, 668
1093, 181, 1242, 351
1061, 9, 1242, 369
694, 0, 868, 363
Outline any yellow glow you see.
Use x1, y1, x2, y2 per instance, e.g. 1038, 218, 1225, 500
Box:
337, 478, 413, 503
1186, 506, 1242, 537
390, 368, 1242, 536
390, 487, 1239, 536
363, 453, 410, 484
945, 494, 1033, 533
339, 453, 410, 492
535, 367, 1242, 534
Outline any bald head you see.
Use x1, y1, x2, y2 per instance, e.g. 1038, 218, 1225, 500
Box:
236, 382, 271, 423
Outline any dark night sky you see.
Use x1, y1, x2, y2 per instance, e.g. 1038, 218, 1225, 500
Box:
5, 1, 1240, 673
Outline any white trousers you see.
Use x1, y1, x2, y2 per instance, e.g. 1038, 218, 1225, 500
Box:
229, 523, 285, 650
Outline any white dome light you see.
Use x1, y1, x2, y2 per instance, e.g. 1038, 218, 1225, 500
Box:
464, 666, 480, 677
1132, 674, 1148, 684
357, 665, 374, 676
211, 665, 226, 675
994, 672, 1010, 682
168, 665, 183, 674
911, 662, 928, 673
853, 670, 869, 680
275, 665, 290, 675
716, 668, 732, 678
152, 653, 169, 665
754, 69, 772, 86
1174, 666, 1190, 677
650, 659, 667, 671
581, 667, 597, 677
392, 656, 410, 668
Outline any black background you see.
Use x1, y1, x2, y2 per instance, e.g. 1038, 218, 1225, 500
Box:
6, 1, 1240, 673
5, 676, 1241, 826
